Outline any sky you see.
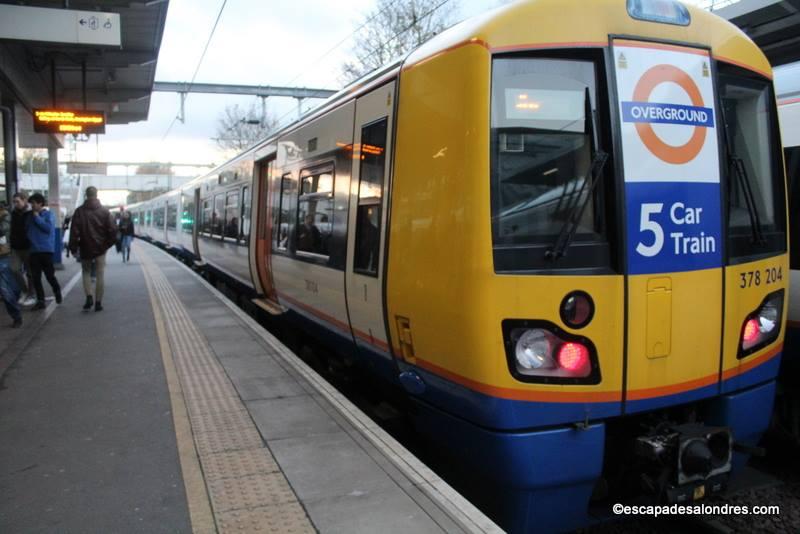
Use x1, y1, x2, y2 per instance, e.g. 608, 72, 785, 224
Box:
67, 0, 721, 169
68, 0, 506, 167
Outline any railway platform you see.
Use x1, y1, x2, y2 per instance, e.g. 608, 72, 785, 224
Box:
0, 242, 500, 534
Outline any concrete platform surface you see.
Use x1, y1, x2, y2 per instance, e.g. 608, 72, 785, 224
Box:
0, 241, 501, 534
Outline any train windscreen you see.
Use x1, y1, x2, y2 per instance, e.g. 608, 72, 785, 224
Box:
719, 66, 787, 262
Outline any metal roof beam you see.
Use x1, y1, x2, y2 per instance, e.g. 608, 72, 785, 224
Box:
152, 82, 337, 100
58, 87, 151, 101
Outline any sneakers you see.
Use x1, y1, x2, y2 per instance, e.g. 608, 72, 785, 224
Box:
11, 317, 22, 328
83, 296, 94, 311
32, 301, 46, 310
95, 301, 103, 312
19, 295, 36, 306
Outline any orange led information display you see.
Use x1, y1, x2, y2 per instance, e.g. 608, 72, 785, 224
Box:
33, 109, 106, 134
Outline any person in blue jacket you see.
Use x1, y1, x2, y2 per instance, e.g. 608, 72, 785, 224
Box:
26, 193, 61, 310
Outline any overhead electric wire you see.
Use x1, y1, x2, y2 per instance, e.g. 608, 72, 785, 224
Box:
160, 0, 228, 143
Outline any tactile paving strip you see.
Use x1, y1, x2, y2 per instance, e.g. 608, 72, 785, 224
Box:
201, 449, 279, 482
138, 248, 314, 533
216, 502, 314, 534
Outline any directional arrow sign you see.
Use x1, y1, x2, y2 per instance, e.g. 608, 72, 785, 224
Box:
0, 5, 120, 47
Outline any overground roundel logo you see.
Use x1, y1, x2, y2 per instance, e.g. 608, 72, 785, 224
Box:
622, 64, 715, 165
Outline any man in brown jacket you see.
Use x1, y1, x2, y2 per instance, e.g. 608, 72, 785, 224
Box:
68, 187, 118, 312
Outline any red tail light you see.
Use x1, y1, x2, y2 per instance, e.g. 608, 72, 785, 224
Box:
558, 342, 590, 374
742, 319, 760, 345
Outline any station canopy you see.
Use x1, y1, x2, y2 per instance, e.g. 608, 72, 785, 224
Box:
0, 0, 169, 149
712, 0, 800, 67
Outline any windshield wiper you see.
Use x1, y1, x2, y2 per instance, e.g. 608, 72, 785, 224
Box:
545, 87, 607, 262
720, 102, 766, 246
729, 154, 766, 246
545, 150, 608, 261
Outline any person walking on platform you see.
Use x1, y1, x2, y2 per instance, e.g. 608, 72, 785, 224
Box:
68, 187, 117, 312
25, 193, 62, 310
0, 202, 23, 327
9, 192, 36, 306
118, 211, 135, 263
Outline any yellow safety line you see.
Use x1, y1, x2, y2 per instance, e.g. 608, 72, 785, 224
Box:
141, 247, 217, 534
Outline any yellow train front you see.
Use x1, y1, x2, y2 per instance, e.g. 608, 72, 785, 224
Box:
386, 0, 789, 530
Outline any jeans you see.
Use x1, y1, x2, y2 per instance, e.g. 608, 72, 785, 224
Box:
121, 235, 133, 261
10, 248, 33, 297
29, 252, 61, 303
82, 254, 106, 302
0, 256, 21, 321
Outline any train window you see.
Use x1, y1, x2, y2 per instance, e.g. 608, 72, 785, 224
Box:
146, 210, 151, 227
296, 165, 334, 257
719, 65, 786, 262
213, 194, 225, 237
786, 146, 800, 270
490, 55, 612, 271
153, 206, 165, 228
241, 186, 251, 242
276, 173, 295, 251
167, 203, 177, 230
354, 118, 387, 276
201, 199, 212, 234
182, 191, 195, 233
225, 191, 240, 239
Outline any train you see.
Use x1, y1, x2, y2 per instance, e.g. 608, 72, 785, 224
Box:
128, 1, 791, 531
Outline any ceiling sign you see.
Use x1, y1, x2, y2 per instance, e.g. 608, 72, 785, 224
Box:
0, 5, 121, 47
66, 162, 108, 175
33, 109, 106, 135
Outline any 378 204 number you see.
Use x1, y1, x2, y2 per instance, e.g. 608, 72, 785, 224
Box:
739, 267, 782, 288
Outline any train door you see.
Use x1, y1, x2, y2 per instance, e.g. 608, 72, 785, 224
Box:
345, 82, 395, 369
253, 155, 279, 305
612, 39, 724, 412
192, 187, 201, 259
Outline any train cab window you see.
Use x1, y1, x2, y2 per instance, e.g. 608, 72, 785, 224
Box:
296, 165, 334, 257
786, 146, 800, 270
354, 118, 387, 276
719, 65, 786, 262
241, 186, 251, 242
182, 192, 195, 233
201, 199, 212, 234
167, 203, 177, 231
225, 191, 240, 239
276, 173, 295, 251
490, 55, 611, 272
213, 194, 225, 237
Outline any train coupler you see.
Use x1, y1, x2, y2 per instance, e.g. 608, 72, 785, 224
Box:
634, 423, 733, 503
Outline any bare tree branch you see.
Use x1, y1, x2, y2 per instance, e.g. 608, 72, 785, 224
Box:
341, 0, 458, 84
213, 101, 278, 155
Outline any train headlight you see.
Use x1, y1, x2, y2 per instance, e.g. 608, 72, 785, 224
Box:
739, 289, 784, 357
504, 322, 600, 384
515, 329, 555, 370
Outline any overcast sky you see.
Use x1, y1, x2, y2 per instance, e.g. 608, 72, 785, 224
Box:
69, 0, 717, 167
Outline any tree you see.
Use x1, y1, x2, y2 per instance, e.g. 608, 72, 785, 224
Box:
341, 0, 458, 83
213, 101, 278, 154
